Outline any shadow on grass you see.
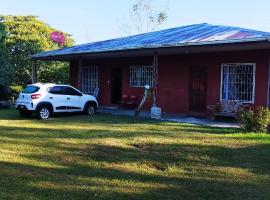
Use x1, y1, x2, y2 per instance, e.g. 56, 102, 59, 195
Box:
0, 155, 268, 200
23, 142, 270, 177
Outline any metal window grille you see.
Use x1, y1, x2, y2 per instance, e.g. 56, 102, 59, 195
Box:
82, 66, 98, 94
221, 63, 256, 102
130, 66, 154, 87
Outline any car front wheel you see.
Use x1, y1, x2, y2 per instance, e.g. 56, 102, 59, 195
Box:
37, 106, 51, 120
84, 103, 96, 116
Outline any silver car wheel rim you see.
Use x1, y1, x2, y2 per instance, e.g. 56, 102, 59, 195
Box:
40, 108, 49, 119
87, 106, 95, 115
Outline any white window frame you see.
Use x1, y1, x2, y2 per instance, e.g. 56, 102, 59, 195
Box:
82, 66, 99, 94
130, 66, 154, 87
220, 63, 256, 103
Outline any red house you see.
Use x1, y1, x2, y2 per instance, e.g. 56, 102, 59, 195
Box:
32, 23, 270, 116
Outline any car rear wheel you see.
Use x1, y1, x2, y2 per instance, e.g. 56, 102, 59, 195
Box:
37, 106, 51, 120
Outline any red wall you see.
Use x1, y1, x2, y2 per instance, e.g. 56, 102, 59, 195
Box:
69, 50, 270, 115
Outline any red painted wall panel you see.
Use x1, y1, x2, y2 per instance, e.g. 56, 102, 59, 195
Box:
69, 61, 78, 87
69, 50, 270, 114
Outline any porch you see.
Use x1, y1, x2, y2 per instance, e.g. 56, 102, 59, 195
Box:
98, 106, 239, 128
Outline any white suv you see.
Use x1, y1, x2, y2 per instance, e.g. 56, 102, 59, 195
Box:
16, 83, 98, 119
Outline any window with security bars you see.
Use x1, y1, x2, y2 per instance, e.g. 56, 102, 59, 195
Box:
82, 66, 98, 94
221, 64, 255, 102
130, 66, 154, 87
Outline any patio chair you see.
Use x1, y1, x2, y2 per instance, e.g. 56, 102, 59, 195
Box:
207, 100, 251, 120
93, 87, 99, 98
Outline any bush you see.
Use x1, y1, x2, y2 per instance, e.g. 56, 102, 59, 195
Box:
9, 85, 23, 100
0, 85, 23, 101
0, 86, 10, 101
238, 106, 270, 133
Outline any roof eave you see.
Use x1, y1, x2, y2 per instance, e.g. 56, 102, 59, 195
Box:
32, 38, 270, 61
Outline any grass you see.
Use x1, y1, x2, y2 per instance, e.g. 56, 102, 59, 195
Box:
0, 109, 269, 200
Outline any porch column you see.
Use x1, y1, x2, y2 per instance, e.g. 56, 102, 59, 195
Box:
32, 60, 37, 84
77, 57, 83, 90
152, 53, 159, 107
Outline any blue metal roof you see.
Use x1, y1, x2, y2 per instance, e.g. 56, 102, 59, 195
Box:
33, 23, 270, 59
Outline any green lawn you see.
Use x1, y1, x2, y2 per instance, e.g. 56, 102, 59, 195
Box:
0, 109, 269, 200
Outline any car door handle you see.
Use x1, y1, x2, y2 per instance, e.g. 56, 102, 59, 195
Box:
67, 97, 70, 100
49, 97, 53, 99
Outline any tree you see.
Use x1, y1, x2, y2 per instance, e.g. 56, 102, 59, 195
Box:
0, 21, 12, 87
120, 0, 169, 35
1, 15, 74, 86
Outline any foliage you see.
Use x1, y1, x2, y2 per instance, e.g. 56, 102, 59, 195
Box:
0, 85, 23, 101
0, 20, 13, 87
0, 86, 10, 100
0, 15, 74, 86
238, 106, 270, 133
37, 61, 69, 84
120, 0, 169, 35
9, 85, 23, 100
0, 110, 270, 199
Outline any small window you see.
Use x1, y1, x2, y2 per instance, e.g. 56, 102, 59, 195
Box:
82, 66, 98, 94
22, 86, 40, 94
63, 87, 82, 96
49, 86, 64, 95
221, 63, 256, 102
130, 66, 153, 87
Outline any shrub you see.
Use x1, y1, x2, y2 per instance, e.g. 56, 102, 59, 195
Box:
0, 86, 10, 101
9, 85, 23, 100
238, 106, 270, 133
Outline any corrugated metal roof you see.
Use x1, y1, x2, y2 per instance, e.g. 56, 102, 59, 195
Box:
32, 23, 270, 59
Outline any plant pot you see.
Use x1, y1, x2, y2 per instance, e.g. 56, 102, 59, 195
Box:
151, 107, 161, 120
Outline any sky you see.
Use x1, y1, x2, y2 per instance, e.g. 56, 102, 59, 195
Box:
0, 0, 270, 45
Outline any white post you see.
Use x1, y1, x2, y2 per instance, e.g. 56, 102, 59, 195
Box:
151, 53, 161, 119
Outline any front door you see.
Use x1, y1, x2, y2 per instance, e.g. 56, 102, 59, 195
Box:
189, 66, 208, 113
111, 68, 122, 104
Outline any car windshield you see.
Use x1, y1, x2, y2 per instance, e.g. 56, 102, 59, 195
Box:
22, 86, 40, 94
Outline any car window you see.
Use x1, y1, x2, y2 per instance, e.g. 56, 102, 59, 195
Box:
49, 86, 64, 95
63, 87, 82, 96
22, 86, 40, 94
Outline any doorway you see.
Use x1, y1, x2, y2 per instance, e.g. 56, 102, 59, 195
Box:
189, 66, 208, 113
111, 68, 122, 104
